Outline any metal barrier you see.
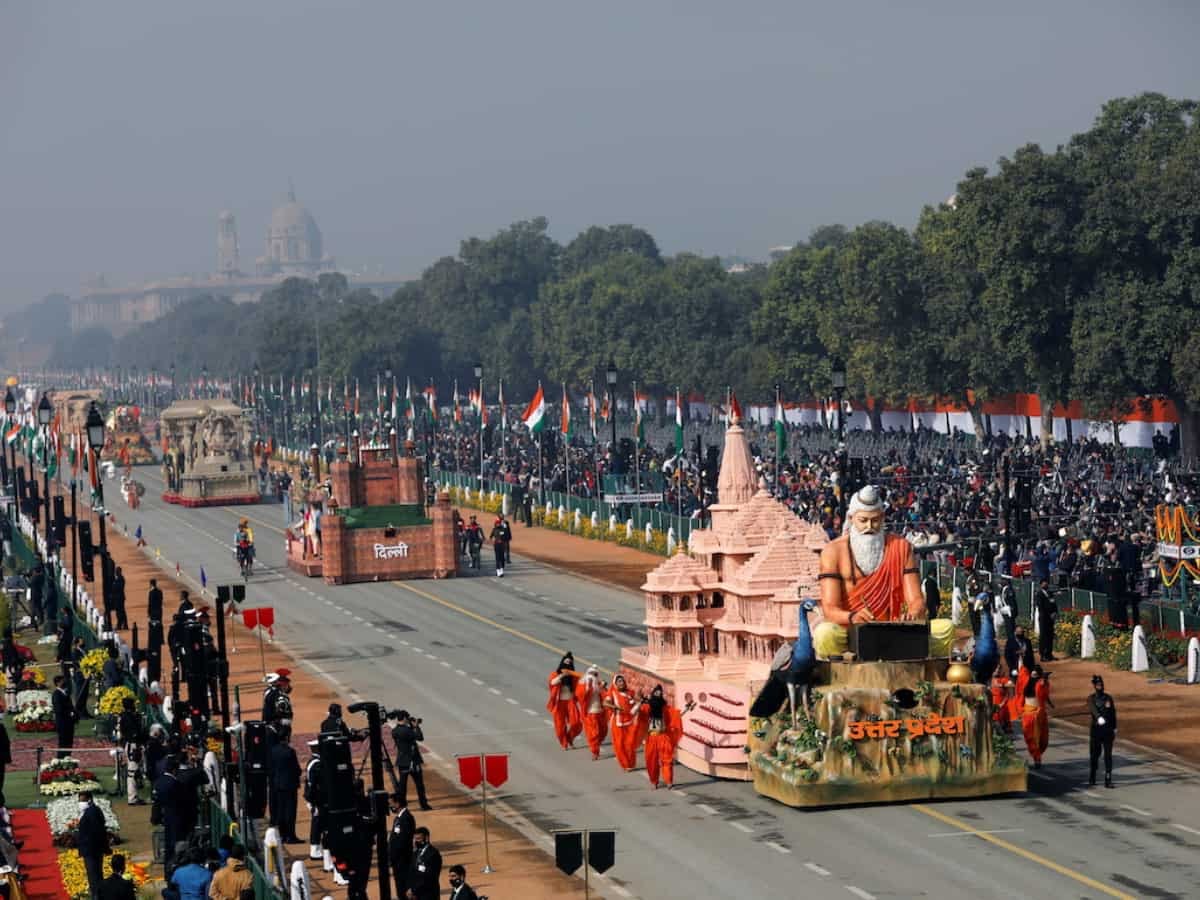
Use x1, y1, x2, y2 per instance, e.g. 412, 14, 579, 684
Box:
206, 797, 283, 900
433, 469, 702, 543
919, 558, 1200, 633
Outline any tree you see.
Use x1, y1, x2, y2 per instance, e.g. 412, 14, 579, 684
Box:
561, 225, 660, 275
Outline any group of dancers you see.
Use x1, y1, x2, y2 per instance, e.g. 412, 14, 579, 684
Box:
546, 652, 694, 789
990, 660, 1054, 767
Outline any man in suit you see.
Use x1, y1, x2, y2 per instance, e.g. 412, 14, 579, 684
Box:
77, 791, 109, 900
405, 827, 442, 900
147, 578, 163, 623
387, 793, 415, 900
98, 853, 136, 900
447, 864, 479, 900
390, 711, 431, 811
1035, 579, 1059, 662
52, 674, 76, 758
269, 727, 302, 844
111, 566, 128, 630
152, 756, 183, 872
0, 720, 10, 791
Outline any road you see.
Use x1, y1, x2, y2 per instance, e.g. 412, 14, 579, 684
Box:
110, 466, 1200, 899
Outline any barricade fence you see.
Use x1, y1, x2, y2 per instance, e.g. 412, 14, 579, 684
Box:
433, 469, 701, 543
207, 798, 281, 900
920, 559, 1200, 634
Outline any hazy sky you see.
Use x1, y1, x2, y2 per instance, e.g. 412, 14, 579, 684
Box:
2, 1, 1199, 307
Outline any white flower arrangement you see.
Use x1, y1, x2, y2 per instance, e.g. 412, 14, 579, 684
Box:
46, 796, 120, 838
16, 689, 52, 710
13, 702, 52, 725
40, 757, 83, 774
40, 778, 102, 797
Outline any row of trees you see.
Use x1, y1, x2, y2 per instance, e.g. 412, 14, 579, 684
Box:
42, 93, 1200, 445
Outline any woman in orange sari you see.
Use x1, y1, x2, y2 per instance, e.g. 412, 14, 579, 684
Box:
546, 652, 583, 750
990, 662, 1012, 731
605, 675, 642, 772
640, 685, 693, 790
575, 666, 609, 761
1021, 666, 1052, 767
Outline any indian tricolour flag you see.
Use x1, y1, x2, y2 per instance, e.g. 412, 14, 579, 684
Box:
775, 390, 786, 453
3, 422, 19, 446
521, 384, 546, 434
560, 384, 571, 436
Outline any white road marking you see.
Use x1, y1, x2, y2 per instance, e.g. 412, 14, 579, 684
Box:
1173, 823, 1200, 837
505, 697, 519, 705
1082, 790, 1102, 799
805, 863, 831, 877
472, 678, 485, 686
524, 708, 538, 716
729, 821, 753, 834
399, 639, 409, 645
439, 660, 451, 667
672, 790, 688, 797
1028, 770, 1052, 780
845, 887, 875, 900
543, 719, 553, 726
1120, 804, 1152, 817
696, 804, 718, 816
610, 886, 632, 898
425, 653, 439, 660
489, 688, 502, 695
324, 599, 334, 606
765, 841, 791, 854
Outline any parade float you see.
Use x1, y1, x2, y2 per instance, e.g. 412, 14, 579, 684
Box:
619, 416, 1026, 807
102, 404, 155, 465
48, 389, 103, 433
159, 399, 259, 506
285, 434, 458, 584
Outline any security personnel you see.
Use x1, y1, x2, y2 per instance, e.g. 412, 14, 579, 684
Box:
1088, 675, 1118, 788
386, 793, 415, 900
304, 741, 327, 864
318, 703, 363, 741
268, 726, 302, 844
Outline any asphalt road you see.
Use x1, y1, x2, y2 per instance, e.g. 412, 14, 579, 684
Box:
108, 467, 1200, 899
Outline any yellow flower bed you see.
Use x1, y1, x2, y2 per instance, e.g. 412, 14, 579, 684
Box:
98, 686, 138, 716
58, 850, 150, 899
80, 648, 109, 679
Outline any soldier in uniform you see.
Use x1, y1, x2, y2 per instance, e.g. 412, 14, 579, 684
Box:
1088, 675, 1118, 788
304, 740, 327, 863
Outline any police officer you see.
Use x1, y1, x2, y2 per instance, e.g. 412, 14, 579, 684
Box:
268, 725, 302, 844
117, 696, 145, 804
1088, 675, 1118, 788
304, 739, 340, 881
386, 792, 415, 900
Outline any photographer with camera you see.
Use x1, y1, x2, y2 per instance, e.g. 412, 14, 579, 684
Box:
390, 710, 432, 811
319, 703, 365, 742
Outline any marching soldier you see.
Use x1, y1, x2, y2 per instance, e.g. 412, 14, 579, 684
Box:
1088, 675, 1118, 788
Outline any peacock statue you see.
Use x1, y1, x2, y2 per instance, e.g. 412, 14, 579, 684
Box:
750, 598, 818, 728
969, 592, 999, 685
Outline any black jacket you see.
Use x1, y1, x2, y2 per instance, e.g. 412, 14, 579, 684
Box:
391, 722, 424, 772
52, 686, 76, 733
147, 586, 164, 622
269, 742, 301, 791
407, 843, 442, 900
449, 884, 480, 900
0, 722, 10, 766
1004, 636, 1034, 673
76, 803, 108, 857
387, 807, 415, 867
98, 873, 136, 900
1089, 691, 1118, 735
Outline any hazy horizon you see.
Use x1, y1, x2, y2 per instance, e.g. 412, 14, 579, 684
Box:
2, 1, 1199, 307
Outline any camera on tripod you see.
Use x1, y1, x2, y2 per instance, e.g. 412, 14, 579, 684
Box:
384, 708, 420, 725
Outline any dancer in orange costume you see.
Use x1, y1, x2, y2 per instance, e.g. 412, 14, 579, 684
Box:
605, 675, 642, 772
1021, 666, 1052, 768
1008, 663, 1029, 727
546, 652, 583, 750
575, 666, 609, 760
639, 685, 693, 790
990, 663, 1012, 731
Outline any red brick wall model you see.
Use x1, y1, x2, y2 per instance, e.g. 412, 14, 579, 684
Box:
329, 454, 425, 508
321, 493, 458, 584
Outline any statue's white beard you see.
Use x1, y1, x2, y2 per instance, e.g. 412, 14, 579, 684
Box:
850, 527, 885, 575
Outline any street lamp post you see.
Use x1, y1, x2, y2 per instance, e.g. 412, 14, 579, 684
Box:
4, 388, 16, 504
86, 402, 109, 626
37, 393, 52, 554
474, 362, 484, 490
831, 359, 848, 523
605, 362, 618, 519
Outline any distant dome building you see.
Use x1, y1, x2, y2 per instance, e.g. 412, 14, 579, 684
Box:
255, 187, 335, 276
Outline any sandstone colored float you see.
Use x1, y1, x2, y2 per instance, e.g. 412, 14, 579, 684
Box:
620, 418, 1026, 806
160, 399, 259, 507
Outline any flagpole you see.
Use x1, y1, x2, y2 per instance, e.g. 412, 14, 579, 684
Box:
676, 386, 683, 524
591, 380, 600, 516
633, 381, 640, 532
562, 384, 569, 520
775, 383, 782, 497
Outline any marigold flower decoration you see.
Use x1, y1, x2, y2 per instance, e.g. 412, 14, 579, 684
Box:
98, 686, 138, 716
80, 648, 109, 678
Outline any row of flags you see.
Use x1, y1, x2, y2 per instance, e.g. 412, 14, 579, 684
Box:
3, 411, 105, 493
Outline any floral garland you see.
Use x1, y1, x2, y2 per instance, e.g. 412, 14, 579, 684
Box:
16, 688, 52, 709
98, 685, 138, 716
58, 850, 148, 899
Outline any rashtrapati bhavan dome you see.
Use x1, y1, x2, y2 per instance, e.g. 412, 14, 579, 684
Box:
69, 188, 408, 336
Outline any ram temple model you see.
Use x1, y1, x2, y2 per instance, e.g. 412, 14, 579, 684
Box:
159, 399, 259, 507
285, 433, 457, 584
619, 415, 1026, 807
48, 389, 104, 434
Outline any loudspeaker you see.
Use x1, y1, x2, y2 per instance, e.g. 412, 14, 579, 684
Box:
318, 734, 357, 814
244, 721, 270, 774
850, 622, 929, 662
232, 584, 245, 604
